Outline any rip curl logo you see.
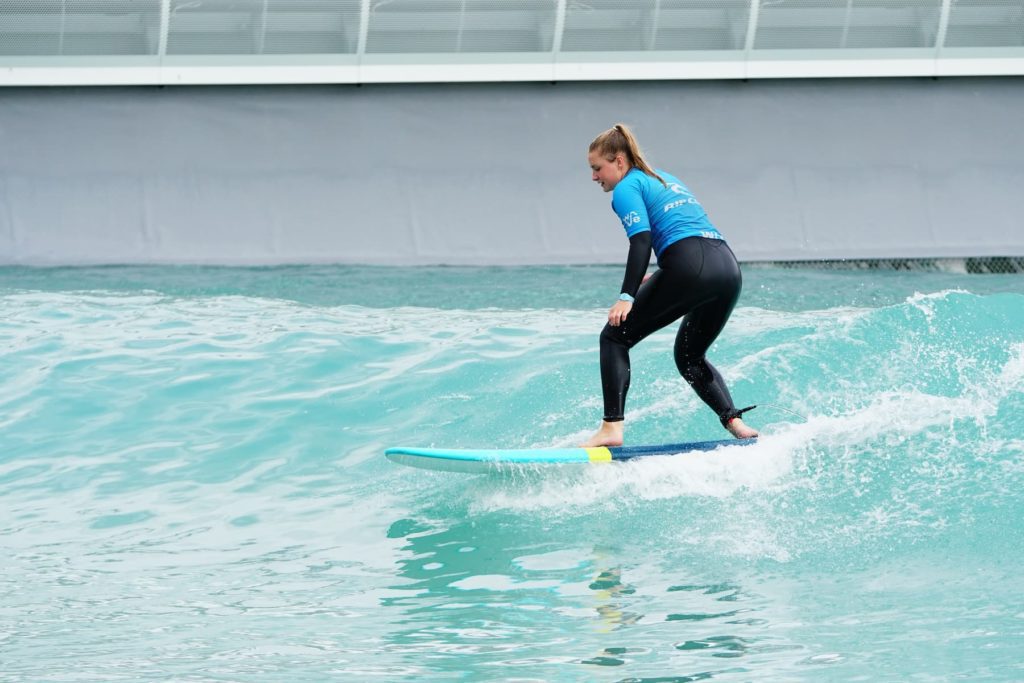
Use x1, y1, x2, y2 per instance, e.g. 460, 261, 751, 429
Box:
663, 198, 700, 212
621, 211, 642, 228
663, 183, 702, 212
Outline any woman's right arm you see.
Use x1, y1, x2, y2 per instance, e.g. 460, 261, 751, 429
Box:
619, 231, 652, 299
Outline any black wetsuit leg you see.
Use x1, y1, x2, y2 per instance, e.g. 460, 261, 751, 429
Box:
600, 236, 744, 424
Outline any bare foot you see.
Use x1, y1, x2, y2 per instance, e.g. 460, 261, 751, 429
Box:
725, 418, 759, 439
580, 421, 624, 448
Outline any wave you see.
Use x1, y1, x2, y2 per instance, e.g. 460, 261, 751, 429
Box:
2, 288, 1022, 565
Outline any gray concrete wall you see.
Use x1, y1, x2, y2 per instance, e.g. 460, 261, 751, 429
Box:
0, 78, 1021, 266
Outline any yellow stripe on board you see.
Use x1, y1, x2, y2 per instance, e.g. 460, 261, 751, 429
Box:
585, 447, 612, 463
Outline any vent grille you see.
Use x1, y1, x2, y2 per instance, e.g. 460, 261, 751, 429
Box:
945, 0, 1024, 47
561, 0, 750, 52
754, 0, 941, 50
365, 0, 558, 54
165, 0, 361, 55
0, 0, 161, 56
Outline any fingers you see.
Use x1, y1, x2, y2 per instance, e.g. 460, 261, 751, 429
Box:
608, 302, 632, 326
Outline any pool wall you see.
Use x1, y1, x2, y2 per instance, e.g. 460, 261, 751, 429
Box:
1, 77, 1021, 266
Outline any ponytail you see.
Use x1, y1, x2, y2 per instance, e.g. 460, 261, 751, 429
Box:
588, 123, 666, 186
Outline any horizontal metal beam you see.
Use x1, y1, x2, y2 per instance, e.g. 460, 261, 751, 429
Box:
1, 54, 1023, 86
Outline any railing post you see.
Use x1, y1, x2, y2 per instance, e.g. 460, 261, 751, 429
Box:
258, 0, 269, 54
456, 0, 467, 53
159, 0, 170, 57
649, 0, 662, 52
59, 0, 67, 55
936, 0, 953, 50
840, 0, 854, 49
553, 0, 567, 54
744, 0, 760, 53
357, 0, 371, 55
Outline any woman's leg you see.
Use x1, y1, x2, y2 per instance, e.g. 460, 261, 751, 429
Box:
579, 325, 633, 448
673, 242, 758, 438
583, 247, 703, 447
674, 306, 737, 420
598, 269, 691, 421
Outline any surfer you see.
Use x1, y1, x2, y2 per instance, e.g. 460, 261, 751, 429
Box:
582, 124, 758, 448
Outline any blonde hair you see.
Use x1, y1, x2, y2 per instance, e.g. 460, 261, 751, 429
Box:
589, 123, 666, 186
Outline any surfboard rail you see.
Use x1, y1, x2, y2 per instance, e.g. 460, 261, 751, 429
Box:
384, 438, 756, 473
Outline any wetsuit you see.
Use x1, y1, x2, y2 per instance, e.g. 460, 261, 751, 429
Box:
601, 168, 749, 426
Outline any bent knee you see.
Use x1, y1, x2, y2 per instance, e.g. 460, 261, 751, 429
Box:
676, 355, 708, 379
600, 323, 635, 348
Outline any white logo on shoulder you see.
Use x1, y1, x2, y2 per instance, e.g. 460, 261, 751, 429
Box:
621, 211, 642, 228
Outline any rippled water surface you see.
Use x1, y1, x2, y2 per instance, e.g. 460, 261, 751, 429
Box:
2, 265, 1023, 682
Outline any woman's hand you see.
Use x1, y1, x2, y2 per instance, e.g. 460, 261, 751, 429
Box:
608, 300, 633, 327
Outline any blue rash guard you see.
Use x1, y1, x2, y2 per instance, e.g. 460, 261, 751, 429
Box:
611, 168, 723, 258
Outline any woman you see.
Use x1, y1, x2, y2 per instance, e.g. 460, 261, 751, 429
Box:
582, 123, 758, 448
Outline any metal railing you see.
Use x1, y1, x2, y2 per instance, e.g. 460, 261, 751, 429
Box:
1, 0, 1022, 84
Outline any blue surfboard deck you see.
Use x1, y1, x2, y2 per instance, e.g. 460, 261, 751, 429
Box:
385, 438, 756, 474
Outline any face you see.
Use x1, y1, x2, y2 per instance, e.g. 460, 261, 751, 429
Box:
588, 150, 629, 193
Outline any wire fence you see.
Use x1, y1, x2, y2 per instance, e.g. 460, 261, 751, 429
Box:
746, 257, 1024, 274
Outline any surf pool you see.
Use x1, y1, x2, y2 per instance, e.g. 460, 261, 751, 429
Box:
2, 264, 1022, 681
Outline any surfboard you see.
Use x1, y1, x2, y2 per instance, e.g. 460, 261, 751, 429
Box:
384, 438, 756, 474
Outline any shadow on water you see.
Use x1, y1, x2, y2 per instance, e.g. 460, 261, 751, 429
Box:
375, 513, 803, 681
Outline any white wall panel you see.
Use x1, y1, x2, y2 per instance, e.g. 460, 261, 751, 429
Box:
0, 79, 1021, 265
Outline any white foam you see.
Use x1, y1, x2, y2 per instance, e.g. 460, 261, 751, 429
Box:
997, 342, 1024, 392
471, 438, 793, 514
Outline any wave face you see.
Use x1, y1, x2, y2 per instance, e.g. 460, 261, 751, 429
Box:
2, 265, 1022, 681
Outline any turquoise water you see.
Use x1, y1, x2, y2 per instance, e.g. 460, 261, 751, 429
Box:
2, 265, 1023, 682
